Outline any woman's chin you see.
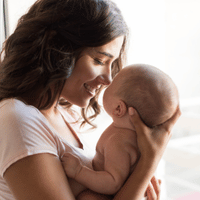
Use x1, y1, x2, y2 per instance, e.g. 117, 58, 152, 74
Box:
75, 100, 91, 108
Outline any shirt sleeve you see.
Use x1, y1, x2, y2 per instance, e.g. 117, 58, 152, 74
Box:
0, 99, 58, 177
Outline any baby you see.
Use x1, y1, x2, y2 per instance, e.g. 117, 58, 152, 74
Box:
61, 64, 179, 198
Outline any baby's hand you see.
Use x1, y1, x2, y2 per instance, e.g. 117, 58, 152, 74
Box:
61, 152, 82, 179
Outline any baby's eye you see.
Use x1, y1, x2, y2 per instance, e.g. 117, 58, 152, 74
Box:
94, 58, 104, 66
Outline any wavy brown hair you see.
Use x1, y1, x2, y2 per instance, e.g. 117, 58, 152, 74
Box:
0, 0, 128, 127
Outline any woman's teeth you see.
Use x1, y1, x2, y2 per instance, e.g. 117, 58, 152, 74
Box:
84, 84, 97, 95
84, 84, 95, 95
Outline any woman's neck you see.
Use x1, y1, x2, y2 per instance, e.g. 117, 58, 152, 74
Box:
40, 101, 59, 119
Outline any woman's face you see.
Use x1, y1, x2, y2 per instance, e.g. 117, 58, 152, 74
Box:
61, 36, 124, 108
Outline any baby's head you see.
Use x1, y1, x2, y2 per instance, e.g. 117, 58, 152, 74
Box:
103, 64, 179, 128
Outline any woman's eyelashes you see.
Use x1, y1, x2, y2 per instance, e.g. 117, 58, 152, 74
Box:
94, 58, 105, 66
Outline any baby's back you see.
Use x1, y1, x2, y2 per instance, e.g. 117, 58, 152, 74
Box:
92, 124, 139, 172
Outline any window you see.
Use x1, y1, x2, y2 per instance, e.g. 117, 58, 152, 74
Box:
0, 0, 7, 50
114, 1, 200, 199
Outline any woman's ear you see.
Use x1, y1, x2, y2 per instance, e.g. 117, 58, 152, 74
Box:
113, 100, 127, 117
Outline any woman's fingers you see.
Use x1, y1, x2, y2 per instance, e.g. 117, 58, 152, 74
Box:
146, 182, 156, 200
150, 176, 161, 199
128, 107, 150, 134
128, 107, 160, 159
128, 106, 181, 163
146, 177, 162, 200
162, 106, 181, 133
129, 105, 181, 137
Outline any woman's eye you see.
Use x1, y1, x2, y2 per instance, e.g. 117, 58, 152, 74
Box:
94, 58, 104, 65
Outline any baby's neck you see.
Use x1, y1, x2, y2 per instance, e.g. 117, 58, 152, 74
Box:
112, 117, 136, 131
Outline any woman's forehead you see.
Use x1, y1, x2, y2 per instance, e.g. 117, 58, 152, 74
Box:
89, 36, 124, 58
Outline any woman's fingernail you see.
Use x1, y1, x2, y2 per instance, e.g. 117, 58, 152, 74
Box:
129, 107, 135, 115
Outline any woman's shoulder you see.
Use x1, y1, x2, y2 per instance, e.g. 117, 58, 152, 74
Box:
0, 99, 58, 177
0, 98, 43, 121
0, 98, 16, 110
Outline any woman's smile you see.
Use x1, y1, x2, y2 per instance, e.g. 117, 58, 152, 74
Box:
84, 83, 101, 96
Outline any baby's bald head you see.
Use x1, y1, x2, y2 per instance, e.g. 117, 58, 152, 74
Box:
115, 64, 179, 127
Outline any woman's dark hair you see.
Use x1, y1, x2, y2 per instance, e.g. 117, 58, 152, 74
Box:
0, 0, 128, 127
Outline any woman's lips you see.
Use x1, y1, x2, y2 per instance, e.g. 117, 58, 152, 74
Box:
84, 83, 101, 96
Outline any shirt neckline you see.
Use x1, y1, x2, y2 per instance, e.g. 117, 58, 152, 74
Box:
11, 98, 84, 150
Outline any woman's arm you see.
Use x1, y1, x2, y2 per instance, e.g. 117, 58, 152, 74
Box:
4, 153, 76, 200
114, 107, 181, 200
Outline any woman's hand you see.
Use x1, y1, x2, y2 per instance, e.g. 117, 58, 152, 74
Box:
112, 108, 180, 200
129, 106, 181, 164
146, 176, 162, 200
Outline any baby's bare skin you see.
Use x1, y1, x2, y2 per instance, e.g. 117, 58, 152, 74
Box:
93, 124, 139, 172
62, 123, 139, 195
61, 64, 179, 199
61, 146, 93, 197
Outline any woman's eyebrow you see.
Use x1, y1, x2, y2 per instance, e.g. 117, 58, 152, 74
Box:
96, 50, 114, 58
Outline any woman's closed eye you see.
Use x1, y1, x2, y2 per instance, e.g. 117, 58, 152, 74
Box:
94, 58, 105, 66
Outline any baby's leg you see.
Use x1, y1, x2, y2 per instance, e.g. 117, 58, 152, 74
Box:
77, 189, 113, 200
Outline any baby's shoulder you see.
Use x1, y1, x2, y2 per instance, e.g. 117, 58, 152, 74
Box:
117, 128, 137, 143
116, 129, 138, 155
97, 126, 137, 149
107, 128, 137, 147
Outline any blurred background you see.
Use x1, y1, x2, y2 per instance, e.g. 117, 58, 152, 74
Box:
1, 0, 200, 199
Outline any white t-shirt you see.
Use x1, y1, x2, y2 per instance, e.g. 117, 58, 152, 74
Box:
0, 98, 93, 200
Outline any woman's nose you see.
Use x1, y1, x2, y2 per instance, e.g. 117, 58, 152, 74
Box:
96, 64, 113, 85
98, 74, 112, 85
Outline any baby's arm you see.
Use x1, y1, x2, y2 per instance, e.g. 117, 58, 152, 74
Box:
62, 137, 138, 195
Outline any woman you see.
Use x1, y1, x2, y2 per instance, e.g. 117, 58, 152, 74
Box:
0, 0, 180, 199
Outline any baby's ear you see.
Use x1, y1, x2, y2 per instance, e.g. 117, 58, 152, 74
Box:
113, 100, 127, 117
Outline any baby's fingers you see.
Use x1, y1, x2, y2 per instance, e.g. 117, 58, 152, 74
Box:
61, 152, 81, 165
61, 152, 74, 160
